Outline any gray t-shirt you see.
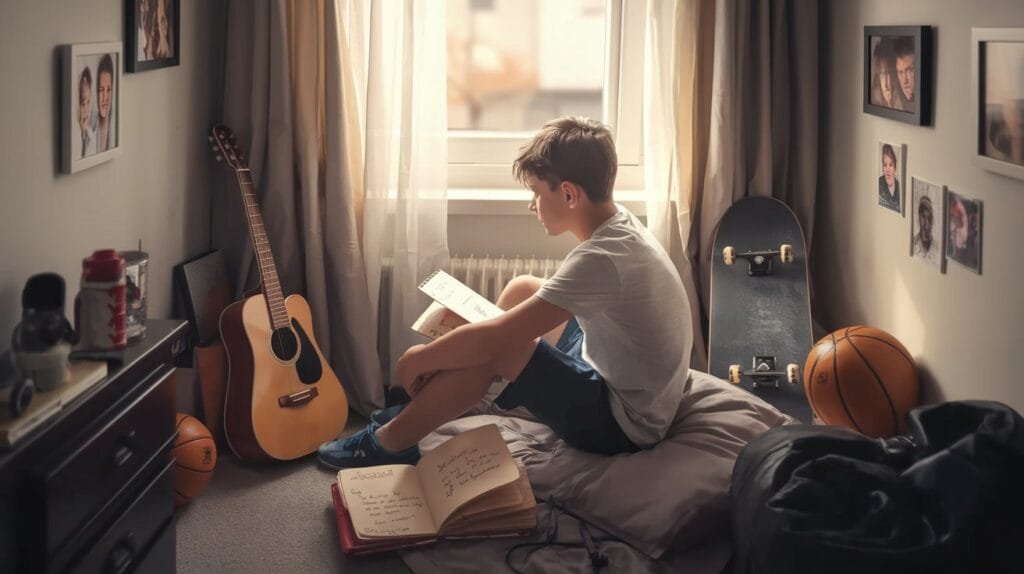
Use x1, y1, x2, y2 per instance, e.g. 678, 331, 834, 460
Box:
536, 206, 692, 447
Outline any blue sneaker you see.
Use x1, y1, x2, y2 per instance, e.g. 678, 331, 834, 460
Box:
370, 403, 409, 425
317, 422, 420, 469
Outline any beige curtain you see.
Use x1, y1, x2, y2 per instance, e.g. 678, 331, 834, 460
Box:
645, 0, 819, 366
214, 1, 385, 414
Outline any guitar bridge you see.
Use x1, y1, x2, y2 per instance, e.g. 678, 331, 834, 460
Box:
278, 387, 319, 408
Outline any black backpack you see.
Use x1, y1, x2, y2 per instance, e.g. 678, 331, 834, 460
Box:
729, 401, 1024, 573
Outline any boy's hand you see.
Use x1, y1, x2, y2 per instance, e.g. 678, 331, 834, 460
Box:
408, 370, 439, 397
397, 345, 437, 397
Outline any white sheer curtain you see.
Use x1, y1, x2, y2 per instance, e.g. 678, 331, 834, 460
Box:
643, 0, 710, 369
344, 1, 450, 383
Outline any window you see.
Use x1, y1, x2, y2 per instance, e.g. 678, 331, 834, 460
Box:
446, 0, 645, 193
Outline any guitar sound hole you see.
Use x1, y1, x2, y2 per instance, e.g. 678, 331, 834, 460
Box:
270, 328, 299, 361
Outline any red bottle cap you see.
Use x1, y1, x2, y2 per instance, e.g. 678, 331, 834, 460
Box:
82, 249, 126, 282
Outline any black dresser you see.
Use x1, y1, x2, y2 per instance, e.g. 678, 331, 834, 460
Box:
0, 319, 188, 573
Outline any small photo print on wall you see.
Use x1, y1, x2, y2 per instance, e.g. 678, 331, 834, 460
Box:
909, 177, 945, 271
945, 189, 983, 274
877, 141, 905, 214
62, 42, 122, 174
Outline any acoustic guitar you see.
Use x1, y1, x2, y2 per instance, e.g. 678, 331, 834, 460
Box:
209, 125, 349, 462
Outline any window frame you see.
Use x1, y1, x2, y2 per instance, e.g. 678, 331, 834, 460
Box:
446, 0, 646, 197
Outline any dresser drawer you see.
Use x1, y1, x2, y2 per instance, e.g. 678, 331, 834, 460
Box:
129, 515, 176, 574
72, 459, 175, 574
37, 368, 176, 556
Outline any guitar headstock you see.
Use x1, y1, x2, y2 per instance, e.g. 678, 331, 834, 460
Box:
208, 125, 246, 171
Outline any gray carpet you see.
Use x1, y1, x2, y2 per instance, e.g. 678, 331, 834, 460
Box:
174, 411, 410, 573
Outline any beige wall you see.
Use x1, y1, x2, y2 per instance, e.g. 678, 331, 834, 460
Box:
816, 1, 1024, 411
0, 1, 226, 347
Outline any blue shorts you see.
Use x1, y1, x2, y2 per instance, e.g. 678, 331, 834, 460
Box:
493, 318, 638, 455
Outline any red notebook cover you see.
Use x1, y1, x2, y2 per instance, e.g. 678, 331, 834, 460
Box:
331, 482, 437, 556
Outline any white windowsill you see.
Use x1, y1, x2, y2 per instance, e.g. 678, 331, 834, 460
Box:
447, 188, 649, 216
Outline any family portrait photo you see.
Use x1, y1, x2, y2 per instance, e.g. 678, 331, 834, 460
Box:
126, 0, 179, 72
945, 189, 983, 274
63, 43, 122, 173
870, 36, 916, 111
910, 177, 944, 270
864, 26, 932, 125
877, 141, 905, 214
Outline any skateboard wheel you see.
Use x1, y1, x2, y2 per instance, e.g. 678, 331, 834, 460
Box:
723, 247, 736, 266
780, 244, 794, 263
728, 365, 741, 384
787, 363, 799, 384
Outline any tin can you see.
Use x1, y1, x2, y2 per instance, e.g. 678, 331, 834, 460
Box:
77, 249, 127, 350
120, 250, 149, 342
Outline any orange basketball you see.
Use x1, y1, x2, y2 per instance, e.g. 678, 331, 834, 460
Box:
803, 326, 920, 438
172, 413, 217, 507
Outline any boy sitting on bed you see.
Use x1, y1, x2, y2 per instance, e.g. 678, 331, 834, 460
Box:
319, 116, 693, 469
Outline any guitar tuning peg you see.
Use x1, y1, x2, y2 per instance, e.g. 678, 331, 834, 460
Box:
211, 146, 218, 152
215, 155, 223, 162
207, 135, 214, 142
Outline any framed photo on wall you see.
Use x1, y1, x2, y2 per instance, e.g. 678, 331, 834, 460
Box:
945, 189, 983, 274
909, 177, 945, 271
972, 27, 1024, 180
125, 0, 180, 72
62, 42, 122, 174
864, 26, 933, 125
877, 140, 906, 215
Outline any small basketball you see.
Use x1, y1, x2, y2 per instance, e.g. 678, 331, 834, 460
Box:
803, 326, 920, 438
172, 413, 217, 507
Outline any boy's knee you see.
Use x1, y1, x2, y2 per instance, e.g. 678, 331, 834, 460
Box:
497, 275, 544, 310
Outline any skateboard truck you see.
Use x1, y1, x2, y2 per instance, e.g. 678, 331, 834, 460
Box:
722, 244, 794, 276
728, 356, 800, 388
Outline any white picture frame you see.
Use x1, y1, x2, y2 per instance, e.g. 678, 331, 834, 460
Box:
62, 42, 123, 174
972, 28, 1024, 181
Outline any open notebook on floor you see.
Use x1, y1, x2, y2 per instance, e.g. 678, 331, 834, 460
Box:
330, 424, 537, 556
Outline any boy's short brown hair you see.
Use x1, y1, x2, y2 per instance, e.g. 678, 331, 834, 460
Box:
513, 116, 618, 203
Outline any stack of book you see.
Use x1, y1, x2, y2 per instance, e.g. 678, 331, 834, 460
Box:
0, 360, 107, 448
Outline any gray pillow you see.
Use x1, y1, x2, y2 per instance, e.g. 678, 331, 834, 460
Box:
419, 370, 794, 559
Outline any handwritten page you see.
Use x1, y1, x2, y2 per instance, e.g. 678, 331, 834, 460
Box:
418, 270, 503, 324
418, 424, 520, 528
337, 465, 438, 539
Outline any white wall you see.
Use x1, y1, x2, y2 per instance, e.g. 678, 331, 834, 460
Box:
816, 1, 1024, 411
0, 0, 226, 348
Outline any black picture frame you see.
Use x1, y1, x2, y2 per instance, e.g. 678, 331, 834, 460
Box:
863, 26, 932, 125
971, 27, 1024, 181
125, 0, 180, 73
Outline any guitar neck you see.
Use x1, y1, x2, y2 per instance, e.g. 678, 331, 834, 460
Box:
234, 169, 290, 330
